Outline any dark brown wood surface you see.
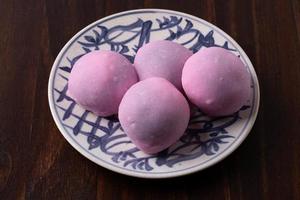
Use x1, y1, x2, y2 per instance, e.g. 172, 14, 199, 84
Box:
1, 0, 300, 199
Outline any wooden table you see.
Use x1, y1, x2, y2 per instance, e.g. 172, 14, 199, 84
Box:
1, 0, 300, 199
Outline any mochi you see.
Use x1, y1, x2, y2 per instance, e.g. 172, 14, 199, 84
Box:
68, 50, 138, 116
118, 77, 190, 154
134, 40, 192, 91
182, 47, 251, 116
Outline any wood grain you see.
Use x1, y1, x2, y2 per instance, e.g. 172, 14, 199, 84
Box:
0, 0, 299, 199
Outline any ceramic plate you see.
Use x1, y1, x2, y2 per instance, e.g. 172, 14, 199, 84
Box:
48, 9, 260, 178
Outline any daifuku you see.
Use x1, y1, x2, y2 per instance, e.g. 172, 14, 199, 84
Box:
182, 47, 251, 116
134, 40, 192, 91
68, 50, 138, 116
118, 77, 190, 154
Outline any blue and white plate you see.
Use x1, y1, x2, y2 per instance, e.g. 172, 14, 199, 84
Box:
48, 9, 260, 178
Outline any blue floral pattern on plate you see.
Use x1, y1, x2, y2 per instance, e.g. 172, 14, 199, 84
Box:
48, 9, 259, 178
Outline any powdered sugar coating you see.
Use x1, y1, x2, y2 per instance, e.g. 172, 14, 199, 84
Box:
182, 47, 251, 116
118, 77, 190, 154
68, 50, 138, 116
134, 40, 192, 91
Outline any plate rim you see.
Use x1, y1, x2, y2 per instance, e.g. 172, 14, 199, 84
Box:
48, 8, 260, 179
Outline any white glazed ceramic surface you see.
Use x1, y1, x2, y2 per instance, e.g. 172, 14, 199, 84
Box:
48, 9, 260, 178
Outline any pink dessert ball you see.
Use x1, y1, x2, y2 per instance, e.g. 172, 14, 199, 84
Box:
68, 50, 138, 116
134, 40, 192, 91
118, 77, 190, 154
182, 47, 251, 116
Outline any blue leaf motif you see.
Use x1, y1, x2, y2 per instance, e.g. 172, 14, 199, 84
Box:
93, 30, 101, 43
184, 20, 193, 32
223, 41, 229, 49
82, 47, 91, 53
110, 44, 115, 51
203, 144, 215, 156
177, 25, 183, 34
137, 162, 144, 170
112, 152, 122, 163
84, 35, 96, 43
108, 120, 114, 131
124, 55, 134, 63
166, 30, 176, 40
59, 66, 72, 73
120, 45, 129, 54
87, 134, 101, 150
213, 143, 219, 151
145, 160, 154, 171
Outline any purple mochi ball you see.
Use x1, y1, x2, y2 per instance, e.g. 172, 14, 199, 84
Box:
182, 47, 251, 116
68, 50, 138, 117
134, 40, 192, 91
118, 77, 190, 154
